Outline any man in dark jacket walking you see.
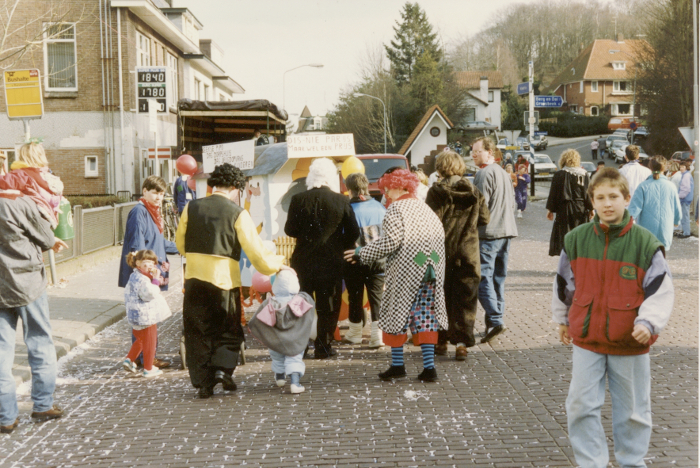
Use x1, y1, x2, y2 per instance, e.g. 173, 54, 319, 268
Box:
0, 192, 68, 433
285, 158, 360, 359
426, 151, 490, 360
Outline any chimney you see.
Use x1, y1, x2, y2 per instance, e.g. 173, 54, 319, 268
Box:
480, 76, 488, 104
617, 33, 624, 43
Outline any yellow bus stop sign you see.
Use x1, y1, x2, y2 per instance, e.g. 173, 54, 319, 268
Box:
4, 69, 43, 120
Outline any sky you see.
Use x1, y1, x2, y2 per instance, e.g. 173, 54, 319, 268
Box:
177, 0, 544, 118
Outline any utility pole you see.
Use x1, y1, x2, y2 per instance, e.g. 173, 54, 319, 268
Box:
528, 61, 535, 138
693, 0, 699, 215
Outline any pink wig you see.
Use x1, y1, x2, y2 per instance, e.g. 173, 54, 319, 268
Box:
378, 169, 419, 197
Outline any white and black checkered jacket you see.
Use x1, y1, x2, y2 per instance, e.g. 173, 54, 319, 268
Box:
359, 197, 448, 334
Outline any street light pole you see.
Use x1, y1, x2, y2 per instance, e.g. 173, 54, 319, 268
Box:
282, 63, 324, 112
353, 93, 387, 153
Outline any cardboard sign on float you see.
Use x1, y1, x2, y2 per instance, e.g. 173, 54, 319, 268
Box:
243, 134, 355, 243
197, 134, 354, 287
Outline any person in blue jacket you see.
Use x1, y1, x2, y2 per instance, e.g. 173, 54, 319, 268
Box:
118, 175, 179, 368
628, 156, 682, 250
173, 171, 196, 215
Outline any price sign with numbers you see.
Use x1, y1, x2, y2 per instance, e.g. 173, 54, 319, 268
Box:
136, 67, 168, 113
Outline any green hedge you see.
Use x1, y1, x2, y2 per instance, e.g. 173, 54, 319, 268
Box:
538, 113, 610, 137
65, 195, 124, 209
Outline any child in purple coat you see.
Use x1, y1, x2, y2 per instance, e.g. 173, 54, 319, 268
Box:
515, 165, 530, 218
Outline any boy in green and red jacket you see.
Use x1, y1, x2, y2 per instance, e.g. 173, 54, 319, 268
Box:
552, 167, 674, 468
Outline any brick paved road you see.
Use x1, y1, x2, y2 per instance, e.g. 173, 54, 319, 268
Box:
0, 199, 696, 467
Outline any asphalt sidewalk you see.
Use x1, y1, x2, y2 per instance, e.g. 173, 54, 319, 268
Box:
10, 248, 184, 386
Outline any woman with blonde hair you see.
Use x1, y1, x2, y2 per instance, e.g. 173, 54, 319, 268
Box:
0, 141, 63, 227
425, 151, 489, 361
546, 148, 593, 256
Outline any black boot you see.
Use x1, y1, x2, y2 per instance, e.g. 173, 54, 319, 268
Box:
417, 367, 438, 382
378, 365, 407, 381
214, 370, 237, 391
197, 387, 214, 399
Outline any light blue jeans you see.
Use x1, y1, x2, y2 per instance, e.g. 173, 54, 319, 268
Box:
566, 345, 651, 468
0, 292, 57, 425
269, 349, 305, 377
681, 203, 691, 236
478, 238, 511, 328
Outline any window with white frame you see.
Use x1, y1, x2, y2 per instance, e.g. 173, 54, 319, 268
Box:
612, 104, 632, 115
591, 81, 598, 92
44, 23, 77, 91
466, 107, 476, 122
612, 61, 626, 70
85, 155, 98, 178
613, 81, 630, 92
590, 106, 599, 116
203, 84, 209, 101
194, 78, 201, 100
570, 105, 578, 113
137, 32, 150, 67
166, 52, 178, 106
488, 91, 494, 102
314, 118, 322, 130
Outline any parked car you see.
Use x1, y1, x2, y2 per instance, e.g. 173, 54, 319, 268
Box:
532, 154, 557, 179
632, 126, 649, 139
340, 154, 409, 200
529, 134, 548, 150
607, 117, 639, 130
465, 120, 497, 129
614, 144, 649, 164
603, 134, 629, 158
671, 151, 694, 163
515, 136, 531, 150
581, 161, 597, 177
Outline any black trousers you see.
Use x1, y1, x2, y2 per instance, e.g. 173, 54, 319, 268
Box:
297, 272, 341, 351
439, 267, 479, 347
345, 265, 384, 324
183, 278, 242, 389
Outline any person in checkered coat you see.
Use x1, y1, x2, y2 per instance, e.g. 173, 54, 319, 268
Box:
345, 169, 448, 382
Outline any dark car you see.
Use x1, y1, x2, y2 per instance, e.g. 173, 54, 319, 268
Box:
581, 161, 597, 177
340, 154, 410, 201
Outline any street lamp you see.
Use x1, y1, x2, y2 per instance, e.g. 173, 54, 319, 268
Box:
353, 92, 387, 154
282, 63, 324, 112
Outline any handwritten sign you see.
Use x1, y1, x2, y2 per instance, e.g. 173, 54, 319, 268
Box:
202, 139, 255, 173
287, 134, 355, 159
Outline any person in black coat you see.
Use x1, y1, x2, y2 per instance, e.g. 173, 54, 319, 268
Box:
284, 158, 360, 359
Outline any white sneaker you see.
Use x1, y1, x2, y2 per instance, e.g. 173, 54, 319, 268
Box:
275, 373, 286, 387
517, 210, 523, 218
290, 383, 305, 394
143, 366, 162, 378
122, 359, 137, 374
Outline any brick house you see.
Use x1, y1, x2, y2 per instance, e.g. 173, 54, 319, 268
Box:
545, 34, 647, 118
455, 71, 503, 130
0, 0, 243, 196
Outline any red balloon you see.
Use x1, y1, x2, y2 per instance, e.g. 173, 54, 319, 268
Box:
252, 271, 272, 293
176, 154, 198, 176
186, 177, 197, 191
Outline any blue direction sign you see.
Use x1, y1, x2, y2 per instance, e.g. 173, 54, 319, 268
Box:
517, 82, 531, 95
534, 131, 548, 136
534, 95, 563, 107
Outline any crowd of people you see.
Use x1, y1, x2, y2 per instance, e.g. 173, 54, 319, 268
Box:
0, 136, 692, 468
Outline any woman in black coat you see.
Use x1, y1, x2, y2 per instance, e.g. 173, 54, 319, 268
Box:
425, 151, 489, 361
546, 149, 594, 256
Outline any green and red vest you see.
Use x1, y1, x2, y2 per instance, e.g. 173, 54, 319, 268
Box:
564, 211, 663, 355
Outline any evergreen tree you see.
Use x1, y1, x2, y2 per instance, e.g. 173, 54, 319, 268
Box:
385, 2, 442, 84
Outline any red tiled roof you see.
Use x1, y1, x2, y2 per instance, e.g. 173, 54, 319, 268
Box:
546, 39, 648, 92
455, 71, 504, 89
398, 105, 454, 156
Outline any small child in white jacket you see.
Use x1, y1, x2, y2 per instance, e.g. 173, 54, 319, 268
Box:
122, 249, 171, 377
248, 270, 315, 394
